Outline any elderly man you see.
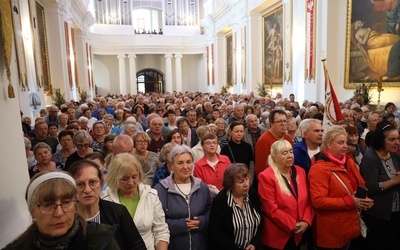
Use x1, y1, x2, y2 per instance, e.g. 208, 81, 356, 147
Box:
244, 114, 267, 154
90, 121, 106, 152
259, 111, 270, 130
44, 105, 59, 125
293, 119, 323, 175
147, 117, 167, 153
31, 121, 59, 154
92, 97, 115, 119
133, 94, 149, 115
202, 101, 214, 118
254, 110, 294, 177
228, 103, 245, 124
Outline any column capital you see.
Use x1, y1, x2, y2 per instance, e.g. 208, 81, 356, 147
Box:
117, 53, 126, 59
128, 53, 136, 59
165, 53, 173, 58
281, 0, 291, 4
174, 53, 183, 58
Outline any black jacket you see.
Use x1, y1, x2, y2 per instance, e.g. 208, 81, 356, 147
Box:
208, 188, 262, 250
99, 199, 146, 250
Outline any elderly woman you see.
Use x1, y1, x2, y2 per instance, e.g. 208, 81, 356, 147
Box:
154, 145, 211, 250
345, 125, 364, 165
24, 137, 37, 168
360, 122, 400, 249
153, 142, 178, 186
215, 118, 228, 148
52, 130, 75, 169
194, 133, 231, 194
64, 130, 93, 171
221, 121, 255, 184
309, 125, 373, 249
208, 163, 262, 250
30, 143, 63, 178
101, 153, 170, 250
133, 132, 162, 185
4, 171, 119, 249
68, 160, 146, 250
258, 140, 314, 249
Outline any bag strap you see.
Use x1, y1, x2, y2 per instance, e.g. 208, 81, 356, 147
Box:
227, 144, 236, 163
332, 172, 361, 215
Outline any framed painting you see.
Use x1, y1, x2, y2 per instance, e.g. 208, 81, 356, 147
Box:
345, 0, 400, 88
11, 0, 28, 91
35, 2, 51, 94
263, 6, 283, 86
28, 0, 44, 89
226, 33, 235, 87
305, 0, 316, 81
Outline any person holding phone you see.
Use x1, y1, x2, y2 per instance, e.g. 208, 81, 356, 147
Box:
360, 121, 400, 249
309, 125, 373, 249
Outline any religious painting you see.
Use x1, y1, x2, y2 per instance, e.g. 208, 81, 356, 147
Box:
35, 2, 51, 94
206, 44, 215, 86
305, 0, 316, 80
241, 26, 246, 88
345, 0, 400, 88
263, 6, 283, 87
65, 21, 73, 89
28, 0, 44, 89
226, 33, 235, 87
11, 0, 28, 91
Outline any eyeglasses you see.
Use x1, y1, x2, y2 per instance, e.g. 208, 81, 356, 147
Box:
273, 120, 287, 124
36, 200, 78, 214
151, 123, 163, 127
203, 141, 218, 146
76, 179, 101, 191
76, 143, 90, 149
135, 140, 148, 144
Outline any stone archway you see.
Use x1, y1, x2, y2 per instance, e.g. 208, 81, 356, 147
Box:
136, 69, 164, 93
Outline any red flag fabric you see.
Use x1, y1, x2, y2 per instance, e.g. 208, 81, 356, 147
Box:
322, 59, 343, 128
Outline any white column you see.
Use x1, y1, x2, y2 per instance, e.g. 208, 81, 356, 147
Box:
174, 53, 183, 93
203, 52, 210, 92
128, 54, 137, 95
117, 53, 127, 95
165, 53, 173, 93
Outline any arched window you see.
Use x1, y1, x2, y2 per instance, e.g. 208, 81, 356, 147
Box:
137, 69, 164, 93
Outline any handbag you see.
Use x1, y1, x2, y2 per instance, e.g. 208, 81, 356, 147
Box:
332, 172, 367, 238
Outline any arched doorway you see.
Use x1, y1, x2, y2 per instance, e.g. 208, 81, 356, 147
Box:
136, 69, 164, 93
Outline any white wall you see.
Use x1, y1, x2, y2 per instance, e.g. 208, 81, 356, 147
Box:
93, 55, 120, 96
182, 54, 206, 92
0, 30, 31, 249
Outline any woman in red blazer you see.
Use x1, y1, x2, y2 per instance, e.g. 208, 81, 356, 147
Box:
258, 140, 314, 249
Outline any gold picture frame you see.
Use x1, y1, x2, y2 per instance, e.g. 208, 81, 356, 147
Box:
263, 6, 283, 87
344, 0, 400, 89
226, 33, 235, 87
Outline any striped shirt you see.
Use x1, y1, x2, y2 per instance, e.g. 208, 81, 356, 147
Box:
227, 190, 261, 249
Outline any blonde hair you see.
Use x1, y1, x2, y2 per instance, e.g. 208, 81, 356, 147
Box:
106, 153, 144, 190
321, 125, 347, 151
267, 140, 293, 196
132, 132, 151, 146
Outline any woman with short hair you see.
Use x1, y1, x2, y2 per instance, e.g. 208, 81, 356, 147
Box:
154, 145, 211, 250
208, 163, 262, 250
52, 130, 76, 169
64, 130, 93, 171
3, 171, 120, 249
30, 143, 62, 178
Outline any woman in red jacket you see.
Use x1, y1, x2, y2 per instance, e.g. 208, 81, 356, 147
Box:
258, 140, 314, 249
309, 125, 373, 249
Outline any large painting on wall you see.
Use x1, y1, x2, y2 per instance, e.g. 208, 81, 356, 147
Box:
35, 2, 51, 94
263, 6, 283, 86
226, 33, 235, 87
345, 0, 400, 88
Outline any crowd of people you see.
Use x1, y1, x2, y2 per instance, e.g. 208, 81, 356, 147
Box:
7, 91, 400, 249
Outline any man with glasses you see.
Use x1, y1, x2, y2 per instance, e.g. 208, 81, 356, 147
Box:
254, 110, 294, 177
176, 117, 198, 147
44, 105, 59, 125
147, 117, 167, 153
90, 121, 106, 152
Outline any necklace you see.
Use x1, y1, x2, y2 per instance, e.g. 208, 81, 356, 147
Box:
174, 181, 191, 200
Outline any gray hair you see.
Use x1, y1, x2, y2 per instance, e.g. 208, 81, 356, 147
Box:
32, 142, 52, 155
159, 142, 178, 163
295, 118, 322, 138
169, 144, 194, 163
24, 137, 32, 150
196, 125, 211, 138
73, 130, 92, 145
123, 123, 136, 133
